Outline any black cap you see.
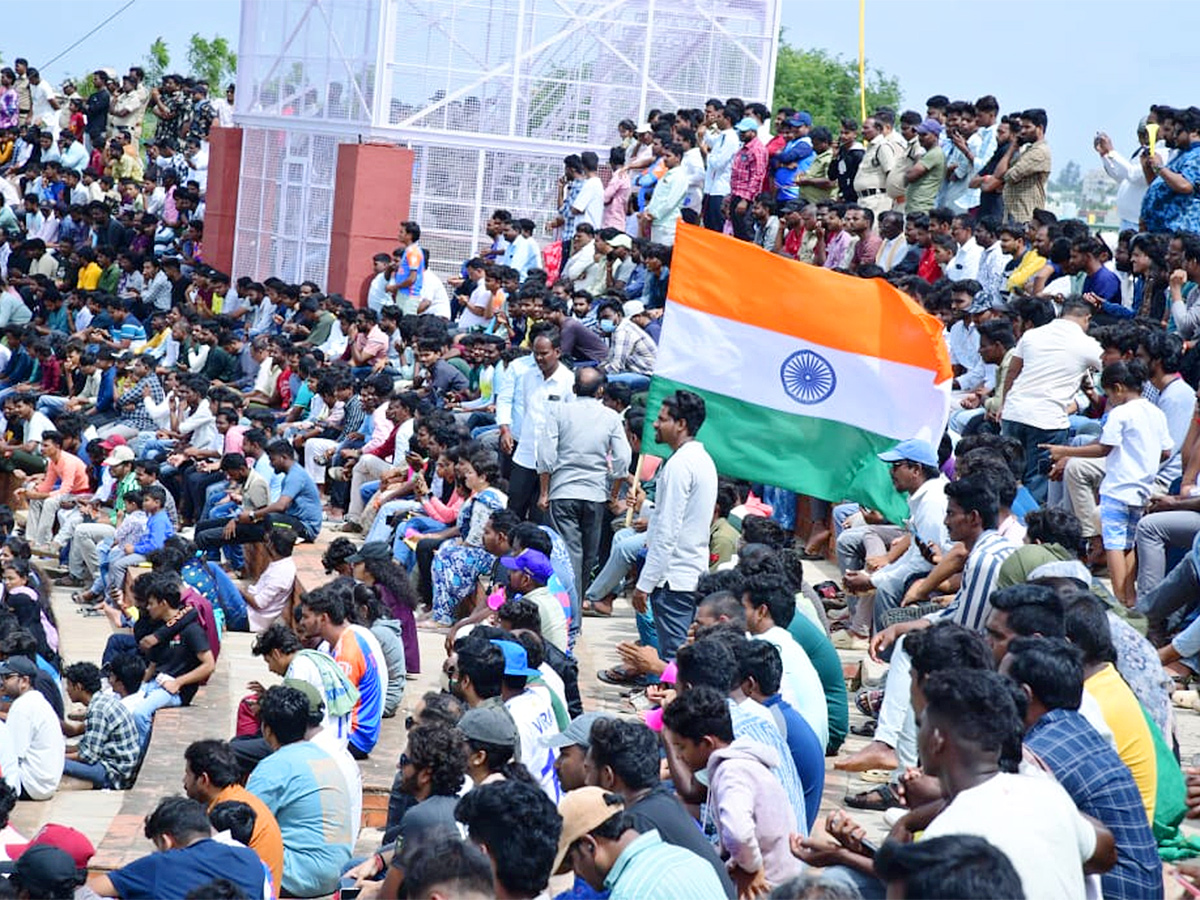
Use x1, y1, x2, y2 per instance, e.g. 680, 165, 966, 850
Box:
0, 657, 38, 678
345, 542, 392, 565
2, 845, 83, 896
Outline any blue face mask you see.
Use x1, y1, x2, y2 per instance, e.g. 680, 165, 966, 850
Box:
600, 319, 616, 333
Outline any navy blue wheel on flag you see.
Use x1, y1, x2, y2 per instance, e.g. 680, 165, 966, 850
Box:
780, 349, 836, 405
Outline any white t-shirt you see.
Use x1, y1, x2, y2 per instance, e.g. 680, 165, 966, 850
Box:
1100, 397, 1173, 505
419, 270, 452, 319
573, 176, 604, 229
8, 690, 64, 800
1004, 319, 1103, 430
924, 772, 1096, 900
0, 720, 19, 794
24, 411, 54, 444
755, 626, 829, 748
505, 688, 561, 803
286, 654, 351, 746
458, 284, 494, 330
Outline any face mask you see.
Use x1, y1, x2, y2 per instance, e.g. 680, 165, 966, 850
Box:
694, 768, 710, 787
600, 319, 616, 334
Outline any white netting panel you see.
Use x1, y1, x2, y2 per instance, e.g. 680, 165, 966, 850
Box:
234, 126, 340, 284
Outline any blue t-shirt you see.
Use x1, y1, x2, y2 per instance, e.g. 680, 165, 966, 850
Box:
763, 693, 825, 831
247, 741, 354, 897
279, 464, 322, 538
108, 838, 267, 900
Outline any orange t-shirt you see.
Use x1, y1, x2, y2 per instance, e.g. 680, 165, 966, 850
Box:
212, 783, 285, 892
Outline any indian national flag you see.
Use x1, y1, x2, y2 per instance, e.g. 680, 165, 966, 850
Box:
644, 224, 953, 522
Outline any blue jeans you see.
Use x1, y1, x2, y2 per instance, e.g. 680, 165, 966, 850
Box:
1000, 420, 1067, 504
130, 681, 183, 737
395, 516, 447, 571
199, 480, 230, 524
63, 757, 111, 788
650, 585, 699, 662
364, 499, 420, 545
1138, 530, 1200, 664
136, 437, 175, 460
586, 526, 647, 601
205, 500, 244, 570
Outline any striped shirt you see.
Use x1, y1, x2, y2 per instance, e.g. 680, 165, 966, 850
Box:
941, 529, 1018, 632
605, 830, 728, 900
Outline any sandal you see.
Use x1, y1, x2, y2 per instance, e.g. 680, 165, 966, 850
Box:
850, 720, 877, 737
71, 591, 95, 605
582, 599, 613, 618
597, 666, 645, 687
844, 782, 903, 812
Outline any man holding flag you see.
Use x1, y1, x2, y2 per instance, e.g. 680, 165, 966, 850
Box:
630, 390, 718, 662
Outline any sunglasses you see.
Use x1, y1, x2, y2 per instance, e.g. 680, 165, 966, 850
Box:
399, 752, 411, 768
404, 714, 415, 731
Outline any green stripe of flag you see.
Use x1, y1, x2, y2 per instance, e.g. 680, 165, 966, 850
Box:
643, 376, 910, 523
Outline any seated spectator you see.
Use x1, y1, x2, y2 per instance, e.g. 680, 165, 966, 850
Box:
552, 786, 729, 899
455, 778, 563, 900
0, 656, 63, 800
61, 662, 140, 789
126, 571, 216, 737
245, 686, 353, 898
182, 739, 284, 893
87, 796, 269, 900
240, 524, 297, 632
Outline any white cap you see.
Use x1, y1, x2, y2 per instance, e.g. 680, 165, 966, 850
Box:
623, 300, 646, 317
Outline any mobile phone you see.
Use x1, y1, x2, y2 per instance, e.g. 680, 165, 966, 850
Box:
859, 838, 879, 858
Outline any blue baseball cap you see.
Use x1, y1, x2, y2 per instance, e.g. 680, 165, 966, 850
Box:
735, 117, 759, 132
490, 639, 539, 678
499, 549, 554, 584
787, 111, 813, 128
877, 439, 938, 468
916, 117, 943, 136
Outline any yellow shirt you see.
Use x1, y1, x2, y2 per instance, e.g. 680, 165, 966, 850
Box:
1005, 249, 1046, 293
77, 262, 102, 291
1085, 663, 1157, 822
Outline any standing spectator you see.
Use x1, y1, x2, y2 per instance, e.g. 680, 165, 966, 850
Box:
632, 391, 718, 661
1096, 121, 1161, 232
999, 297, 1102, 502
702, 105, 738, 232
507, 330, 575, 521
728, 117, 768, 241
832, 118, 865, 203
537, 367, 631, 610
84, 71, 110, 152
904, 119, 945, 214
992, 108, 1052, 225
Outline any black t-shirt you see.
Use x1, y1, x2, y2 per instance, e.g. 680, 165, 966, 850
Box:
390, 795, 461, 860
626, 784, 737, 899
560, 318, 609, 363
834, 145, 865, 202
151, 619, 209, 704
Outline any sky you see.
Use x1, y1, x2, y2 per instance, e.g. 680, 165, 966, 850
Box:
7, 0, 1195, 173
779, 1, 1198, 173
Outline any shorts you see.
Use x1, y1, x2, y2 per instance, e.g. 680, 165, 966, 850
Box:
1100, 495, 1144, 551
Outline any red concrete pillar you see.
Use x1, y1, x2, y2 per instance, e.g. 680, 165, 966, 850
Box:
204, 127, 243, 274
327, 143, 414, 304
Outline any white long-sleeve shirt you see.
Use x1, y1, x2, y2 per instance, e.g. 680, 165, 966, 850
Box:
1102, 146, 1157, 226
636, 440, 718, 593
704, 128, 737, 196
511, 363, 575, 470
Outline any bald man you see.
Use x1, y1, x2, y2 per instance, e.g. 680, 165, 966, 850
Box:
536, 367, 632, 633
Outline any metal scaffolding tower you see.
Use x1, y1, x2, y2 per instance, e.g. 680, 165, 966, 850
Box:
232, 0, 783, 284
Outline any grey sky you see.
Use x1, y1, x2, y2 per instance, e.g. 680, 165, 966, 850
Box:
779, 0, 1187, 174
11, 0, 1182, 173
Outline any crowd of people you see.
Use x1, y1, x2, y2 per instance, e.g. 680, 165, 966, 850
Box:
0, 43, 1197, 900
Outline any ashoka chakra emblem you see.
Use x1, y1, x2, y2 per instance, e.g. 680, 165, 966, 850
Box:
780, 349, 836, 404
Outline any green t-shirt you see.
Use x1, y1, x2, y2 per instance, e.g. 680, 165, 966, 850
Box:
905, 145, 945, 214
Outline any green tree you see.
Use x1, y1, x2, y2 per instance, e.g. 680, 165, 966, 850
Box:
1053, 159, 1083, 192
773, 37, 902, 129
144, 37, 170, 84
187, 34, 238, 89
